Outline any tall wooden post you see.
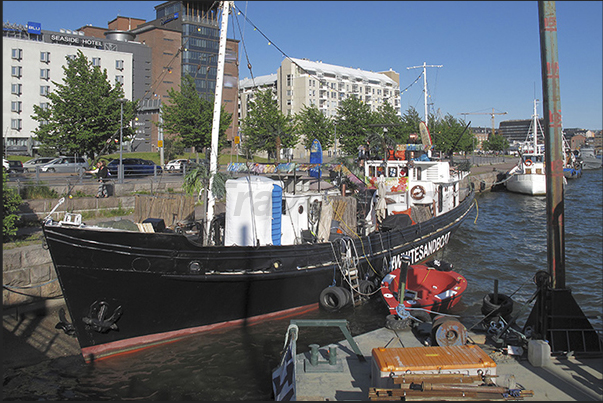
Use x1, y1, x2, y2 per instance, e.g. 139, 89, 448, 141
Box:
538, 1, 565, 289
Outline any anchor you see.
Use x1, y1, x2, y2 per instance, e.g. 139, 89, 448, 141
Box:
82, 301, 123, 333
55, 308, 76, 336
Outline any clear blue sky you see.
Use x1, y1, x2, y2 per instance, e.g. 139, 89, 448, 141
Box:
4, 1, 602, 130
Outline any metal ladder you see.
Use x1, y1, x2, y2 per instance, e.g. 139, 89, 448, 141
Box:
340, 238, 362, 306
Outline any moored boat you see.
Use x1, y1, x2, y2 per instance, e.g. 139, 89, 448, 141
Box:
42, 1, 475, 362
380, 259, 467, 316
577, 146, 602, 170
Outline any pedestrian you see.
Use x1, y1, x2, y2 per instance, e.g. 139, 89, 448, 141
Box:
86, 160, 109, 198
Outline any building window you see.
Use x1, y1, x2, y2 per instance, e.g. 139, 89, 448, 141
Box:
11, 101, 22, 113
40, 69, 50, 79
40, 86, 50, 96
11, 66, 22, 77
286, 74, 292, 87
40, 102, 49, 110
116, 60, 124, 70
11, 84, 22, 95
11, 119, 22, 130
41, 51, 50, 62
11, 48, 23, 60
115, 75, 124, 84
66, 54, 76, 61
92, 57, 101, 66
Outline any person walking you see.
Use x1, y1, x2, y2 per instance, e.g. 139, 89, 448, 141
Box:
86, 160, 109, 198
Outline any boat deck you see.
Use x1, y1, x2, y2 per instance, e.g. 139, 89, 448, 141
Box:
293, 325, 602, 401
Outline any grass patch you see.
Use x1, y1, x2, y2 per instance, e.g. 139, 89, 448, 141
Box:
19, 182, 59, 199
79, 206, 134, 221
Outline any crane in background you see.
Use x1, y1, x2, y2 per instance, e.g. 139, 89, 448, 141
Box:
460, 108, 508, 139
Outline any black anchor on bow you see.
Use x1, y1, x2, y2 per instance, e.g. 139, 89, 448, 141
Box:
82, 301, 123, 333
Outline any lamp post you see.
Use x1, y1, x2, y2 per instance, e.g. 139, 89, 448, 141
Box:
117, 98, 127, 184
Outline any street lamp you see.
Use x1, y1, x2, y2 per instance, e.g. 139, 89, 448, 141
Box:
117, 98, 127, 184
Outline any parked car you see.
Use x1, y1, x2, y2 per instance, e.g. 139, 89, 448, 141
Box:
3, 159, 8, 171
40, 156, 89, 173
23, 157, 56, 172
7, 160, 25, 174
164, 159, 190, 172
106, 158, 162, 177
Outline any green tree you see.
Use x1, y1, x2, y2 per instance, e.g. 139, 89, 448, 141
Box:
294, 104, 334, 151
431, 114, 474, 156
483, 133, 509, 152
163, 137, 185, 162
333, 96, 376, 157
160, 74, 232, 154
31, 50, 136, 161
239, 88, 296, 161
3, 171, 22, 238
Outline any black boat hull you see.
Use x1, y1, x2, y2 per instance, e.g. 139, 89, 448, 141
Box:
44, 190, 475, 361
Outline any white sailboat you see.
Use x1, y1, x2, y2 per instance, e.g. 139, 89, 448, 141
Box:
506, 100, 548, 195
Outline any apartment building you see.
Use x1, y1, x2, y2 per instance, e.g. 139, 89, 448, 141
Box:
239, 58, 401, 159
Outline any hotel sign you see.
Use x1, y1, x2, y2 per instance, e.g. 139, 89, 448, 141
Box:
27, 22, 41, 34
50, 34, 103, 48
160, 12, 179, 25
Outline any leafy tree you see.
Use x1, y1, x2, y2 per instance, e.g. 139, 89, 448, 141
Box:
163, 137, 185, 162
333, 96, 376, 157
31, 50, 136, 161
160, 74, 232, 154
483, 133, 509, 152
239, 88, 296, 161
430, 114, 475, 155
3, 171, 22, 238
294, 104, 334, 150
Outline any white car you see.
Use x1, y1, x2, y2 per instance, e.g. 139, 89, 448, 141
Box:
23, 157, 56, 172
3, 159, 9, 171
165, 159, 190, 172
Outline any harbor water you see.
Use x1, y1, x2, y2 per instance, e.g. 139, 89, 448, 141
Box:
3, 169, 602, 401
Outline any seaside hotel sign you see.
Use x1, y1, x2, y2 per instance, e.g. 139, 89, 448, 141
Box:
50, 34, 103, 48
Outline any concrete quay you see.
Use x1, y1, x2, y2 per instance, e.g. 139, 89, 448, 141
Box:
293, 325, 603, 401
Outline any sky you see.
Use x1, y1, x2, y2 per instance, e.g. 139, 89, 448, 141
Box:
3, 1, 602, 130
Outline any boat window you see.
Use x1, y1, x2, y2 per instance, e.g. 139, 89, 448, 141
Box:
368, 166, 376, 177
376, 166, 385, 177
416, 167, 422, 181
388, 167, 397, 177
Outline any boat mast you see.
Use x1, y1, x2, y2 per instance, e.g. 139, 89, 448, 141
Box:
206, 0, 230, 244
532, 99, 539, 153
407, 62, 442, 128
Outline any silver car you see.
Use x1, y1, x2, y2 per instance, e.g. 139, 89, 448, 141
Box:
40, 156, 89, 173
23, 157, 56, 172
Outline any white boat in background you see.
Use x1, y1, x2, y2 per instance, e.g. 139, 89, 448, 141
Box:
506, 100, 548, 196
577, 146, 602, 170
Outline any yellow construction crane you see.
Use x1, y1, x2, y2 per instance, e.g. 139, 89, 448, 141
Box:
460, 108, 508, 139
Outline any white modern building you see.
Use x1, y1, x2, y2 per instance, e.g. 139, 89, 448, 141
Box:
239, 58, 401, 159
3, 22, 149, 155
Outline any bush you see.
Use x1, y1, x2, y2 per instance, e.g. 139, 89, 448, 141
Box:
19, 182, 59, 199
3, 171, 22, 238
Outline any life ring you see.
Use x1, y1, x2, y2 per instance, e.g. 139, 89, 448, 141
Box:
410, 185, 426, 200
319, 286, 349, 312
524, 159, 533, 166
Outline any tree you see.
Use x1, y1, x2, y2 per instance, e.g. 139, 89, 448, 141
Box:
333, 96, 376, 157
159, 74, 232, 154
430, 114, 475, 156
3, 171, 22, 238
31, 50, 136, 161
483, 133, 509, 152
163, 137, 185, 162
239, 88, 296, 161
294, 104, 334, 151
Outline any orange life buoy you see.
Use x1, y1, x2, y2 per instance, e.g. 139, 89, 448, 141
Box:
524, 159, 533, 166
410, 185, 426, 200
